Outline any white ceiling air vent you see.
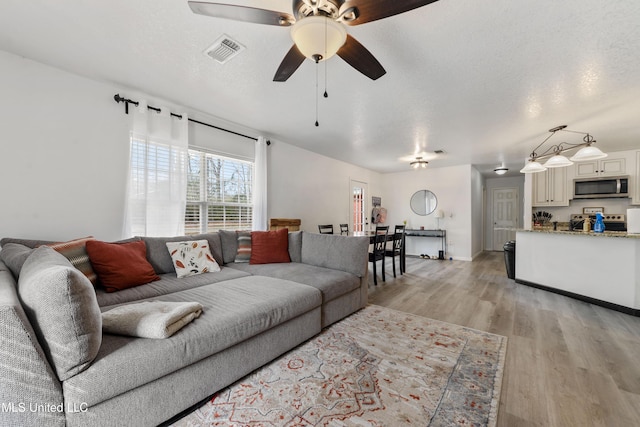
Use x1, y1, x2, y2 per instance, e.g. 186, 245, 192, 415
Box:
204, 34, 245, 64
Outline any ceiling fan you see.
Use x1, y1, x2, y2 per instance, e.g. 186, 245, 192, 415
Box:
188, 0, 440, 82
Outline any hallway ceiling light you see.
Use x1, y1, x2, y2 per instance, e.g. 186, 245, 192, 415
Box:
494, 166, 509, 175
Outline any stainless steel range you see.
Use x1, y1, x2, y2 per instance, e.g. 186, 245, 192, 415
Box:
569, 213, 627, 232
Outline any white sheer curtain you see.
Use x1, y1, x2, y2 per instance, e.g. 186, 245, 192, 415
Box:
252, 136, 268, 231
123, 101, 189, 237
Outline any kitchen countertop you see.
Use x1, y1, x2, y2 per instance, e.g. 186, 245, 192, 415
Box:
519, 229, 640, 238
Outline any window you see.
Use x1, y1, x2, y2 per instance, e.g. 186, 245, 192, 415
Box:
186, 148, 253, 233
126, 133, 188, 237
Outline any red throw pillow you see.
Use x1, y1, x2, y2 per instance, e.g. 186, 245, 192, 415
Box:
250, 229, 291, 265
85, 240, 160, 292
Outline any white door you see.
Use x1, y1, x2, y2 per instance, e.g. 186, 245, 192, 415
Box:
349, 179, 368, 233
493, 187, 518, 251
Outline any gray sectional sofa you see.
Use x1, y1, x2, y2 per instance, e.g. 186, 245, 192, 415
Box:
0, 230, 369, 427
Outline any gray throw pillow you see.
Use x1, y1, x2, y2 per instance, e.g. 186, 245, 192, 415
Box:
18, 246, 102, 381
0, 243, 34, 279
219, 230, 239, 264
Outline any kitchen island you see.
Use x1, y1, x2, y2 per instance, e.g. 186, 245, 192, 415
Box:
515, 229, 640, 315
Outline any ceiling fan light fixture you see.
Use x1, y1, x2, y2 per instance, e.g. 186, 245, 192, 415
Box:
290, 16, 347, 61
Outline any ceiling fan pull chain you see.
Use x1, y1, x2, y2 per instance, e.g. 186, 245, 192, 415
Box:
324, 15, 328, 99
315, 59, 319, 127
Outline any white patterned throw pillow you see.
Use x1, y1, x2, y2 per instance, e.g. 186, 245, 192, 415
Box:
166, 240, 221, 278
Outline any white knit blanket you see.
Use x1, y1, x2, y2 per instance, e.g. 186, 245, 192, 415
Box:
102, 301, 203, 339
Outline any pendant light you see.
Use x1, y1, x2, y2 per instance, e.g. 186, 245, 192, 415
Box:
569, 134, 608, 161
543, 152, 573, 168
520, 159, 547, 174
520, 125, 607, 173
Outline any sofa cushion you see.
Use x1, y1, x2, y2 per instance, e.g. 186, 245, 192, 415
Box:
0, 237, 56, 249
226, 262, 360, 303
301, 232, 369, 278
288, 231, 302, 263
47, 236, 98, 285
95, 267, 251, 307
141, 233, 224, 274
250, 229, 290, 265
166, 240, 221, 278
86, 240, 160, 292
18, 246, 102, 381
63, 276, 322, 407
0, 243, 34, 278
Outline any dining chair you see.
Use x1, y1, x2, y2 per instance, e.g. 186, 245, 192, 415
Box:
369, 225, 389, 286
385, 225, 405, 277
339, 223, 349, 235
318, 224, 334, 234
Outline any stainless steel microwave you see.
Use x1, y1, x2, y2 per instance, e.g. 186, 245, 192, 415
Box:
573, 176, 629, 199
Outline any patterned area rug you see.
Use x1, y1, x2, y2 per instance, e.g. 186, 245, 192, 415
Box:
173, 305, 507, 426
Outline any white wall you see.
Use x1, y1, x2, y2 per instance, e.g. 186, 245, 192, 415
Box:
471, 167, 485, 258
484, 175, 525, 250
267, 141, 381, 233
380, 165, 475, 260
0, 51, 130, 241
0, 49, 382, 241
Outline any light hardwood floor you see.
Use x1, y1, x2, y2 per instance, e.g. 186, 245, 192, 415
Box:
367, 252, 640, 426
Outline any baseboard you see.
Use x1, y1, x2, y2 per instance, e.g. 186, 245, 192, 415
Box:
515, 278, 640, 317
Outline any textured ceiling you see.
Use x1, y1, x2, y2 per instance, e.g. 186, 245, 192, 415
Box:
1, 0, 639, 174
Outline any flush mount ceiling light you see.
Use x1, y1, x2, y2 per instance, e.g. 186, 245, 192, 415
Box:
520, 125, 607, 174
494, 165, 509, 175
410, 157, 429, 169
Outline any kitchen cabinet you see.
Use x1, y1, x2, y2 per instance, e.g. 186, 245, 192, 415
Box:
532, 167, 569, 206
574, 156, 626, 178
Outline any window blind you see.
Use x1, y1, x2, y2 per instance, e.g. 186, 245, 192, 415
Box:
186, 149, 254, 233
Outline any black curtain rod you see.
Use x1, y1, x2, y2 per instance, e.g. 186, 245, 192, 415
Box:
113, 94, 269, 145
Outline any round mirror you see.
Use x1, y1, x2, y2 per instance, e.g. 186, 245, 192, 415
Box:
410, 190, 438, 216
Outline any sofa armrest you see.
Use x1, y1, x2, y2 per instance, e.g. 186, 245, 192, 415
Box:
300, 232, 369, 277
0, 264, 64, 427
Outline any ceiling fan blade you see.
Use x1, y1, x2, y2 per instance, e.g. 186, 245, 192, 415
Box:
337, 34, 386, 80
273, 45, 306, 82
188, 2, 295, 26
341, 0, 439, 26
